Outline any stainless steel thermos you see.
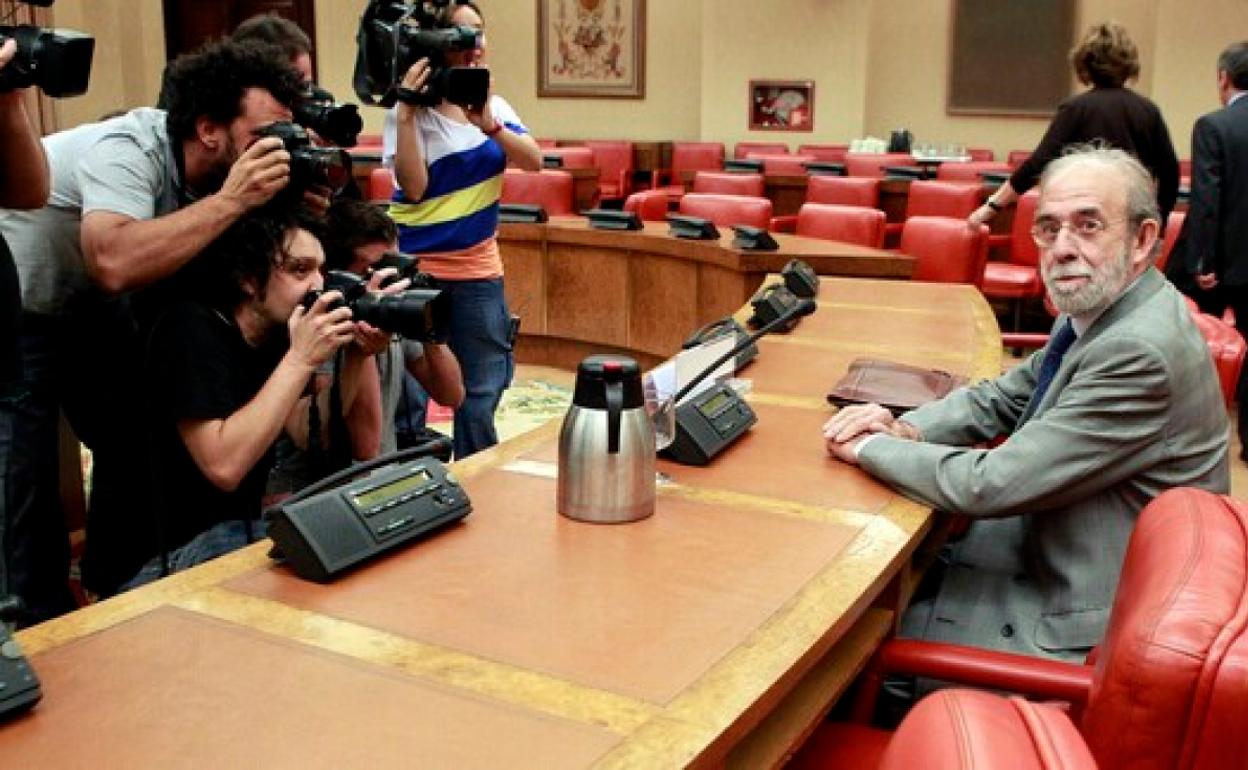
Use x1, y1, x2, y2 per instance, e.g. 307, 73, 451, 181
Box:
557, 355, 655, 523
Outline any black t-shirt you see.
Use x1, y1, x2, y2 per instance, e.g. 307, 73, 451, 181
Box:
148, 301, 286, 554
0, 234, 21, 387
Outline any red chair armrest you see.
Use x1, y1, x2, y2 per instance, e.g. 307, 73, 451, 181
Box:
770, 214, 797, 233
1000, 332, 1049, 350
849, 638, 1093, 722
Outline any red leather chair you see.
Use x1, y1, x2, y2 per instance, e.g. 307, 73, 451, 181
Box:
789, 487, 1248, 770
691, 171, 766, 197
748, 152, 816, 176
652, 141, 725, 197
981, 190, 1044, 330
966, 147, 995, 161
542, 146, 595, 169
734, 141, 789, 159
884, 180, 982, 244
899, 216, 990, 287
771, 176, 881, 233
935, 161, 1012, 182
584, 140, 635, 202
798, 144, 850, 162
368, 167, 396, 202
1007, 150, 1032, 169
354, 133, 383, 149
678, 193, 773, 230
795, 203, 887, 248
535, 137, 557, 149
500, 168, 575, 216
1189, 311, 1246, 407
1156, 209, 1186, 273
845, 153, 919, 178
622, 188, 671, 222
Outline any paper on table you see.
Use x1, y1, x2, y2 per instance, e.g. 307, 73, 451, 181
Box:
674, 333, 736, 404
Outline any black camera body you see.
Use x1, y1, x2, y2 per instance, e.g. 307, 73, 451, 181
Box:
372, 250, 438, 290
353, 0, 489, 109
303, 269, 450, 342
255, 121, 351, 194
0, 18, 94, 97
296, 85, 363, 148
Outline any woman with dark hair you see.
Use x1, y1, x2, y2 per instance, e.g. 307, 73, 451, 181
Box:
970, 22, 1179, 228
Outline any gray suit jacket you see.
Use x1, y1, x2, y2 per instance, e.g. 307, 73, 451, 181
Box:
860, 269, 1229, 659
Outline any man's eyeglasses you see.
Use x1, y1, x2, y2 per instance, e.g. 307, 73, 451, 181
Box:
1031, 214, 1125, 248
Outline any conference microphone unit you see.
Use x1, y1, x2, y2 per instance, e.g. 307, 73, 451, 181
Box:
663, 293, 817, 465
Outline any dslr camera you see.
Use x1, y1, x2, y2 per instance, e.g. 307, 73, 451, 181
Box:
295, 84, 364, 148
371, 250, 437, 290
304, 269, 450, 343
0, 0, 95, 97
255, 121, 351, 194
353, 0, 489, 109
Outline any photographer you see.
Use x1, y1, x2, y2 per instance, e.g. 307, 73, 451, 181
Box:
0, 39, 307, 615
124, 205, 371, 588
0, 35, 50, 619
383, 1, 541, 459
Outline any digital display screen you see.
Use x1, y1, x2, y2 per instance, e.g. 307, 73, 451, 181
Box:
697, 391, 732, 417
352, 469, 432, 509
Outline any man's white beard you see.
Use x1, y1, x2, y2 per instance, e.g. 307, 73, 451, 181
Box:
1044, 240, 1132, 317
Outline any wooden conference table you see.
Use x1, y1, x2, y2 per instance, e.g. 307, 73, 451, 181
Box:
7, 275, 999, 768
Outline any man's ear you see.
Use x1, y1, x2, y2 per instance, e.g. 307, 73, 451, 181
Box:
1134, 218, 1161, 267
240, 276, 259, 300
196, 115, 225, 152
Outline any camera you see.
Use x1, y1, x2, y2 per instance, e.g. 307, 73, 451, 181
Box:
303, 269, 450, 342
255, 121, 351, 194
372, 250, 437, 290
295, 84, 364, 148
353, 0, 490, 109
0, 1, 95, 97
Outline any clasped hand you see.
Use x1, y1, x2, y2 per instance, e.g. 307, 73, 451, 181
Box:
821, 403, 920, 465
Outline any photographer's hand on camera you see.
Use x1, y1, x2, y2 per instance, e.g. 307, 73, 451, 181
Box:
393, 59, 432, 200
286, 290, 355, 372
350, 268, 410, 356
0, 38, 51, 211
217, 136, 291, 214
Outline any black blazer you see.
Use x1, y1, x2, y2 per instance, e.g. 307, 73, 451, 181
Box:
1011, 87, 1180, 223
1171, 96, 1248, 286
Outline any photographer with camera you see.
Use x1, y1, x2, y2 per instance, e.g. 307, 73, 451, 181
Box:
382, 1, 541, 459
0, 39, 310, 616
123, 204, 375, 588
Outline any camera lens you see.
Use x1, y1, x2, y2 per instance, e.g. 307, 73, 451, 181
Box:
352, 289, 449, 341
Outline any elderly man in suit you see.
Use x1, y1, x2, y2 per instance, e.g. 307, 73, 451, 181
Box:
1168, 40, 1248, 460
824, 145, 1229, 662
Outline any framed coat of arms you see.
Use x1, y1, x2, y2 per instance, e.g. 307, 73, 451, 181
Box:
537, 0, 646, 98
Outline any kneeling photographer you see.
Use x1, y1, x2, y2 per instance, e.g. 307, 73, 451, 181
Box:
267, 198, 464, 495
365, 0, 541, 459
124, 204, 375, 589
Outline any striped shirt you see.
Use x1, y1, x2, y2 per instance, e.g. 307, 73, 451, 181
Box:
382, 96, 528, 280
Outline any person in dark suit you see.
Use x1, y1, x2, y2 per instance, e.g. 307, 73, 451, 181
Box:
824, 146, 1228, 662
970, 22, 1179, 230
1168, 40, 1248, 459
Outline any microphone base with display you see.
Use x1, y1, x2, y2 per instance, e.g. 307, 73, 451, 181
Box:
662, 381, 757, 466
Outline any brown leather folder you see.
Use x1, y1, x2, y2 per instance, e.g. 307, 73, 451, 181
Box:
827, 357, 968, 416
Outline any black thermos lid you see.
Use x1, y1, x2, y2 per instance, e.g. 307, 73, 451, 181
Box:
573, 355, 644, 410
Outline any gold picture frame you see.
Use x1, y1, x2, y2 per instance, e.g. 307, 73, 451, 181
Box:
537, 0, 646, 99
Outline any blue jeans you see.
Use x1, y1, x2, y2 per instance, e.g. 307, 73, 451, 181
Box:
400, 278, 514, 459
121, 519, 265, 592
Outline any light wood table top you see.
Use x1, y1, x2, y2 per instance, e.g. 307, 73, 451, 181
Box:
6, 277, 999, 768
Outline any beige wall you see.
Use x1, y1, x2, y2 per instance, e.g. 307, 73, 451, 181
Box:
37, 0, 1248, 164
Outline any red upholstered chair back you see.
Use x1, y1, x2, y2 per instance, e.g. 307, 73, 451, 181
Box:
798, 144, 850, 162
904, 180, 983, 220
584, 140, 635, 200
368, 167, 396, 202
1080, 488, 1248, 770
355, 133, 383, 149
1179, 158, 1192, 179
966, 147, 995, 161
543, 146, 594, 169
692, 171, 766, 197
671, 141, 725, 176
623, 189, 671, 222
1156, 210, 1185, 273
500, 169, 575, 215
734, 141, 789, 159
1189, 311, 1247, 407
1007, 149, 1032, 168
748, 153, 816, 175
935, 161, 1012, 182
535, 138, 557, 149
1007, 190, 1042, 267
796, 203, 887, 248
899, 217, 990, 286
806, 175, 880, 208
679, 193, 773, 230
845, 152, 917, 178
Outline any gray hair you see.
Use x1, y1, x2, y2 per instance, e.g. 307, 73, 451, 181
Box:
1039, 143, 1161, 254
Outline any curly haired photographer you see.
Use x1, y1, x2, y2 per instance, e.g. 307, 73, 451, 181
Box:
382, 1, 541, 459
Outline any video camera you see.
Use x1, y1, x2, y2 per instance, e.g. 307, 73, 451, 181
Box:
296, 84, 364, 148
304, 269, 450, 342
0, 0, 94, 97
353, 0, 490, 109
255, 121, 351, 195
